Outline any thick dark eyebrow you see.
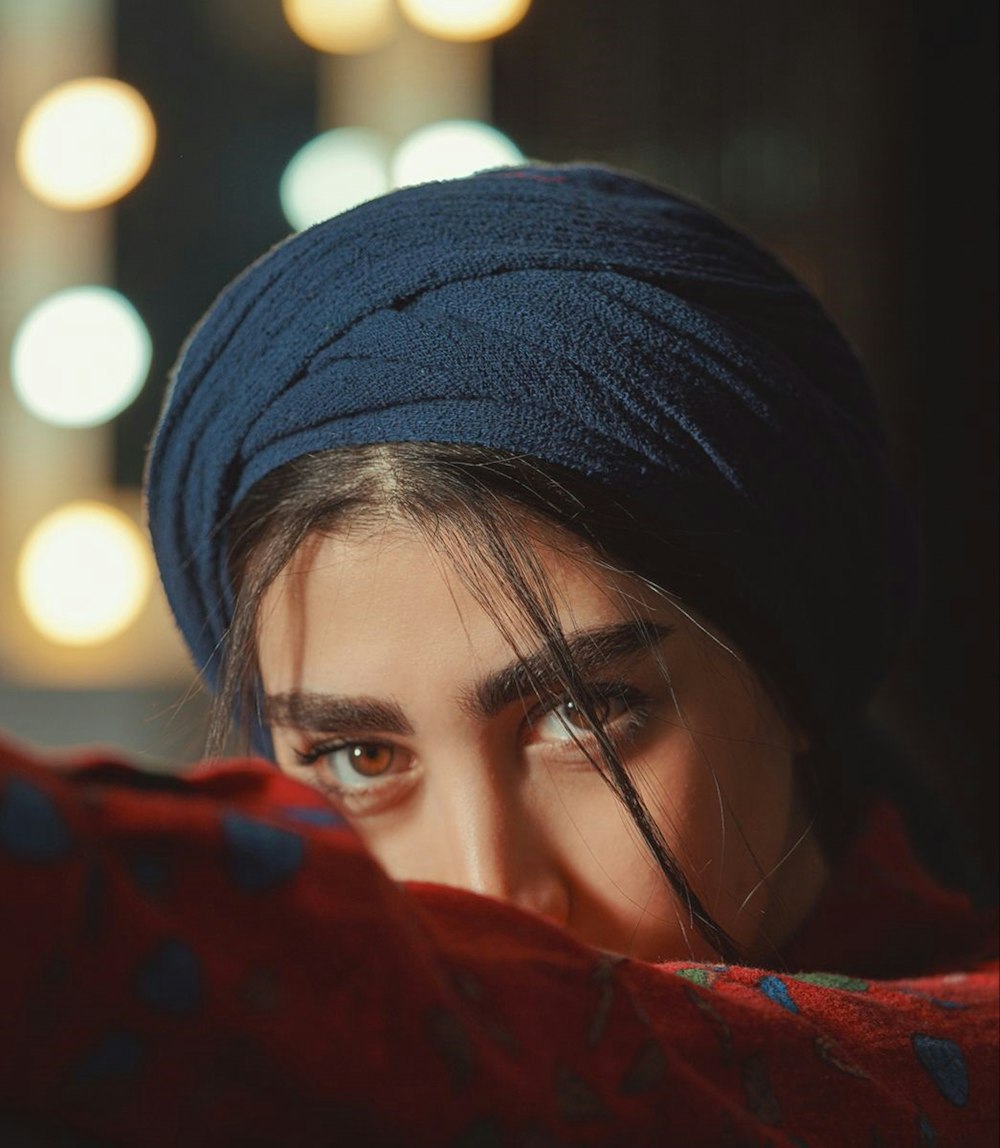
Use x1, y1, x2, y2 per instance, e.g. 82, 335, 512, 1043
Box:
462, 619, 673, 720
264, 693, 413, 736
264, 620, 672, 735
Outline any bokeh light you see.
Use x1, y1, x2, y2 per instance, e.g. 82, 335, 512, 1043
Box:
17, 503, 152, 646
398, 0, 531, 41
282, 0, 395, 54
10, 287, 152, 428
391, 120, 523, 188
16, 78, 156, 210
280, 128, 391, 230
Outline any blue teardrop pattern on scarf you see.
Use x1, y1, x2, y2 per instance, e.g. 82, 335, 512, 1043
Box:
136, 938, 203, 1015
757, 975, 799, 1013
126, 852, 172, 898
221, 812, 305, 892
912, 1033, 968, 1107
0, 778, 72, 861
71, 1030, 144, 1081
917, 1110, 937, 1144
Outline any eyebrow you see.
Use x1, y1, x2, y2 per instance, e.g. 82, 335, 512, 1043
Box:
462, 619, 673, 719
264, 619, 672, 735
265, 694, 414, 735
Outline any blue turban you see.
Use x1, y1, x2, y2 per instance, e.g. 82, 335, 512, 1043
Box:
146, 163, 918, 732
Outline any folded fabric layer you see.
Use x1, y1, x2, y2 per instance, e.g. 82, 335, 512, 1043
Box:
146, 163, 918, 730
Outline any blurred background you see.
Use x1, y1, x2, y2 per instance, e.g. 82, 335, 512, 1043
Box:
0, 0, 996, 888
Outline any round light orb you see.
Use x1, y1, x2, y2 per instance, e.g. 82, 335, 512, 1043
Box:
280, 128, 390, 230
16, 78, 156, 210
282, 0, 395, 54
391, 120, 523, 189
18, 503, 152, 646
10, 287, 152, 428
398, 0, 531, 41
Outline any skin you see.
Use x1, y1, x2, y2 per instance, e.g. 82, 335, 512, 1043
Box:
258, 517, 829, 963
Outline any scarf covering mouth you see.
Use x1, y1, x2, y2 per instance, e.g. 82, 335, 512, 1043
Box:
145, 162, 918, 730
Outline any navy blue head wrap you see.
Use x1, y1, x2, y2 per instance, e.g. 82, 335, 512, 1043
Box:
146, 163, 918, 732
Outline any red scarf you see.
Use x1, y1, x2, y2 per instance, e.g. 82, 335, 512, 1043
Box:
1, 736, 996, 1145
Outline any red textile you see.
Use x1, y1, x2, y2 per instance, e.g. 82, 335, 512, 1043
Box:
0, 736, 996, 1146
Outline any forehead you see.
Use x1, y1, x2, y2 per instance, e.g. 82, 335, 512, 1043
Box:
255, 521, 656, 696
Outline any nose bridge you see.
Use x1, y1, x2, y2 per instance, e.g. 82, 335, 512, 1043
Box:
434, 750, 570, 926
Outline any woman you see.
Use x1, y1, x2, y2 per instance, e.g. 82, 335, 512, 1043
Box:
2, 164, 996, 1144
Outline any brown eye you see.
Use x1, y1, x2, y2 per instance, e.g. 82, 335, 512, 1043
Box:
291, 740, 415, 807
528, 693, 633, 745
344, 743, 396, 778
563, 698, 610, 730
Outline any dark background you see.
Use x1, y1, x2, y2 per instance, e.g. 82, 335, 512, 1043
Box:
110, 0, 997, 890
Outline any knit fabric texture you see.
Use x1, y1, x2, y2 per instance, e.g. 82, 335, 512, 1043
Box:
145, 163, 917, 727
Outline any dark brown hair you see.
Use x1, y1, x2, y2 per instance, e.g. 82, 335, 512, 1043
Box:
212, 441, 849, 961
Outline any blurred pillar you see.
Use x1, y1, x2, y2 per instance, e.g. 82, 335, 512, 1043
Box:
317, 12, 490, 147
0, 0, 189, 687
0, 0, 112, 679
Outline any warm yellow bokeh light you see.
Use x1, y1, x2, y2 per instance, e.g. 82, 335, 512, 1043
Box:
17, 503, 152, 647
280, 128, 390, 230
398, 0, 530, 41
16, 78, 156, 210
10, 287, 152, 428
391, 120, 523, 188
282, 0, 395, 54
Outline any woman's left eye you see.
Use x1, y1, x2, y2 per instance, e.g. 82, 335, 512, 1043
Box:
527, 690, 641, 745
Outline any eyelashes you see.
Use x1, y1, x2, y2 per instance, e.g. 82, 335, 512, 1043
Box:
296, 741, 398, 777
290, 740, 416, 812
293, 739, 409, 785
524, 682, 651, 749
287, 681, 654, 810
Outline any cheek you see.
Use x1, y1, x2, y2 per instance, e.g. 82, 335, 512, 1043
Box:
616, 683, 799, 947
560, 785, 650, 876
557, 780, 726, 961
543, 785, 674, 951
653, 648, 798, 866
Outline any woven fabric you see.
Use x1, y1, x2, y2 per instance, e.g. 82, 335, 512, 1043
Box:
1, 736, 996, 1144
146, 163, 917, 724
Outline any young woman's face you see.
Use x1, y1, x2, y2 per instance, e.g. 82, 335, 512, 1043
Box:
258, 519, 826, 962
